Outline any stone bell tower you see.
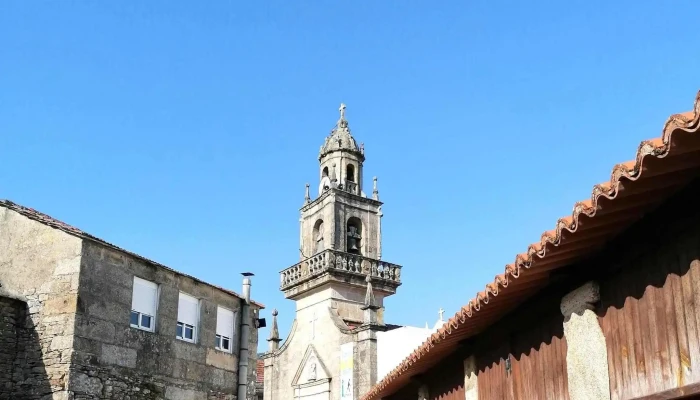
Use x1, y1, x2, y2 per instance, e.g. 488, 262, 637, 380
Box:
280, 103, 402, 325
266, 104, 402, 400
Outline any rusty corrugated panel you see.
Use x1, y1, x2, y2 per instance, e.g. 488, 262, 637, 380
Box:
363, 90, 700, 400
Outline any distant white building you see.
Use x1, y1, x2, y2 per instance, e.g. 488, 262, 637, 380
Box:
376, 310, 445, 381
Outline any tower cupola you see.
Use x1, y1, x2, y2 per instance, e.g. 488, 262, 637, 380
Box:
318, 103, 365, 196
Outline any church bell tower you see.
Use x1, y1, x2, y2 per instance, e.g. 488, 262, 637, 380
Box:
279, 103, 402, 326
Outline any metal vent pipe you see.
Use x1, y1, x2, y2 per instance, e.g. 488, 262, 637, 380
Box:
237, 275, 252, 400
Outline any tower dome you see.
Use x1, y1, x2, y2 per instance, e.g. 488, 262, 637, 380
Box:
319, 103, 364, 161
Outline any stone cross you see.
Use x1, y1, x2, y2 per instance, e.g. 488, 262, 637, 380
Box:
310, 311, 318, 339
438, 308, 445, 321
339, 103, 346, 120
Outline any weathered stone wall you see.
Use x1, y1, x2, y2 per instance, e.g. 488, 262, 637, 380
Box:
70, 240, 259, 399
0, 296, 24, 399
1, 206, 260, 400
0, 206, 83, 399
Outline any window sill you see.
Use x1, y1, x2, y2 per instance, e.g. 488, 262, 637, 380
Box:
176, 336, 197, 344
130, 324, 155, 333
214, 347, 233, 354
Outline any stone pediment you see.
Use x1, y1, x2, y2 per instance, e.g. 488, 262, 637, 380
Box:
292, 344, 331, 387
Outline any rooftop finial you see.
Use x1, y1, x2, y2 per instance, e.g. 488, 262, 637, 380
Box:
268, 309, 281, 352
304, 183, 311, 204
372, 177, 379, 200
438, 307, 445, 321
339, 103, 347, 120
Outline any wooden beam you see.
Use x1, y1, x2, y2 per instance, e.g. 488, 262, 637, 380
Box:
629, 383, 700, 400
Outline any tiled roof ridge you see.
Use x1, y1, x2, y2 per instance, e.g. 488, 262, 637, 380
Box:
0, 199, 265, 309
362, 90, 700, 400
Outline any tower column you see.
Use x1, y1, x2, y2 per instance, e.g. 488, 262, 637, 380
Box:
354, 327, 379, 398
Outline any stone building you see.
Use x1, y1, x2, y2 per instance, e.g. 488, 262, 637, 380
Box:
0, 200, 264, 400
362, 91, 700, 400
262, 104, 436, 400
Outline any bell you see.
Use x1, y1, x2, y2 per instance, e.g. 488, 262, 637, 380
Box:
348, 238, 359, 251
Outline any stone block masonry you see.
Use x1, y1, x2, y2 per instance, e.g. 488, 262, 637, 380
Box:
1, 203, 262, 400
0, 296, 24, 399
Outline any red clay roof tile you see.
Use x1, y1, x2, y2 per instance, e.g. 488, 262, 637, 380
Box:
362, 90, 700, 400
256, 359, 265, 384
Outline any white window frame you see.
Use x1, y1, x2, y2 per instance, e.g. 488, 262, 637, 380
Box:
130, 277, 158, 333
215, 306, 235, 353
177, 321, 196, 342
176, 292, 200, 343
215, 333, 232, 352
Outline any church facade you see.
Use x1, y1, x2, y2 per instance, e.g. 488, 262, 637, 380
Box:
262, 105, 430, 400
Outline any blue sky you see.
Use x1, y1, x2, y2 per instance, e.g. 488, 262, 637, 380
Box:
1, 1, 699, 352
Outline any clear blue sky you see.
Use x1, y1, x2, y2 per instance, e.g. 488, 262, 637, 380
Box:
1, 1, 699, 353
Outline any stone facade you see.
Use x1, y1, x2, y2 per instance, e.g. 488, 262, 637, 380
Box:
0, 202, 262, 400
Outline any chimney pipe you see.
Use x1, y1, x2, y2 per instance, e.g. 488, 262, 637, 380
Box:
237, 273, 254, 400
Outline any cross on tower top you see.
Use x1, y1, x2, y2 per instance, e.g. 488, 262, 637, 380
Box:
339, 103, 347, 120
438, 307, 445, 321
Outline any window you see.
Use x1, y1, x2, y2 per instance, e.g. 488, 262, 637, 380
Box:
177, 292, 199, 343
131, 277, 158, 332
346, 164, 355, 182
216, 306, 235, 352
347, 217, 362, 255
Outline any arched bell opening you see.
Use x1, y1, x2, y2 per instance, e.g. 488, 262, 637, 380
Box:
346, 164, 355, 182
313, 219, 324, 254
346, 217, 362, 255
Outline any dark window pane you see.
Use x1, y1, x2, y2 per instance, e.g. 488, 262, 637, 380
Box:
185, 326, 193, 340
222, 337, 230, 350
141, 315, 152, 328
177, 323, 183, 338
215, 335, 221, 348
130, 311, 139, 326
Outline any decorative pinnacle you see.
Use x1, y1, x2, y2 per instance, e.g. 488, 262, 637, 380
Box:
304, 183, 310, 204
268, 309, 281, 343
372, 177, 379, 200
362, 274, 380, 311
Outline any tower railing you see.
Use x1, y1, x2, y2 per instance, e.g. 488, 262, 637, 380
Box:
342, 180, 358, 195
280, 249, 401, 290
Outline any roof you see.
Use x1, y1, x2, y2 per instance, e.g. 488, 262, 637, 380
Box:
362, 90, 700, 400
0, 200, 265, 309
256, 359, 265, 384
319, 104, 363, 160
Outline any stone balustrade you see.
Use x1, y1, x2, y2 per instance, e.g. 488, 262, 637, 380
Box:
280, 249, 401, 290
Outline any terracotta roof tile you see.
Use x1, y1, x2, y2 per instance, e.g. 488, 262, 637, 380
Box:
256, 359, 265, 384
0, 200, 265, 309
362, 90, 700, 400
